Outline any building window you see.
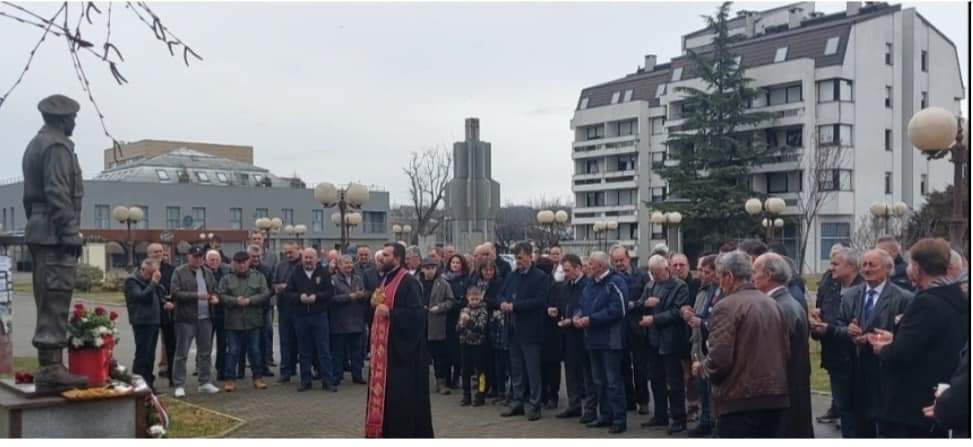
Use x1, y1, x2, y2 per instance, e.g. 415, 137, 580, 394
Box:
230, 208, 243, 230
885, 43, 893, 65
774, 47, 788, 63
817, 169, 853, 191
195, 171, 210, 183
611, 91, 621, 104
671, 67, 683, 82
254, 208, 269, 220
767, 172, 790, 194
362, 211, 386, 234
166, 206, 181, 230
920, 91, 928, 109
94, 205, 110, 229
585, 159, 599, 174
824, 37, 840, 55
920, 174, 928, 195
766, 83, 802, 106
134, 206, 149, 229
820, 222, 851, 259
216, 172, 229, 183
238, 173, 250, 186
616, 156, 636, 171
156, 169, 170, 182
885, 172, 893, 194
281, 208, 294, 225
623, 89, 633, 102
921, 50, 928, 72
584, 192, 604, 207
818, 124, 853, 147
651, 117, 665, 134
585, 125, 604, 140
816, 79, 853, 103
2, 208, 6, 231
885, 86, 892, 108
311, 209, 324, 232
885, 129, 893, 151
579, 97, 589, 110
616, 119, 636, 136
655, 83, 666, 98
785, 128, 803, 147
192, 207, 206, 228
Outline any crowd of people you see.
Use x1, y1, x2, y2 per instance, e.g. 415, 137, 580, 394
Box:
122, 231, 970, 438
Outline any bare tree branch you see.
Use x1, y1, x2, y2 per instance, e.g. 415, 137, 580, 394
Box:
402, 146, 452, 244
793, 135, 850, 271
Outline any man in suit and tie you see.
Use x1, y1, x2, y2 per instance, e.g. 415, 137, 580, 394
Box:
812, 248, 913, 437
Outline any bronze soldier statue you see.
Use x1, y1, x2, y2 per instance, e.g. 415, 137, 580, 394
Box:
22, 94, 89, 390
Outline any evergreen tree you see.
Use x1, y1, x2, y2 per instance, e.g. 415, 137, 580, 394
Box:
654, 1, 773, 248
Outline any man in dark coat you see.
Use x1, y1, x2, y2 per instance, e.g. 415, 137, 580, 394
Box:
499, 242, 553, 421
929, 343, 969, 437
876, 237, 914, 292
21, 94, 89, 390
639, 254, 691, 434
574, 251, 629, 434
870, 238, 969, 438
610, 245, 650, 414
810, 245, 862, 435
284, 248, 336, 391
550, 254, 596, 422
273, 242, 302, 382
332, 254, 369, 384
754, 253, 813, 437
147, 242, 177, 386
124, 258, 164, 390
813, 248, 913, 437
364, 242, 433, 438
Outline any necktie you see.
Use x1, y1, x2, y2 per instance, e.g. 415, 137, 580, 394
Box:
863, 289, 877, 323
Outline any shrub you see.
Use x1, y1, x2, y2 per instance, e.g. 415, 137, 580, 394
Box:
75, 264, 104, 292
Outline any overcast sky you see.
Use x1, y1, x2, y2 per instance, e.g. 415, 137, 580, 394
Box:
0, 1, 967, 206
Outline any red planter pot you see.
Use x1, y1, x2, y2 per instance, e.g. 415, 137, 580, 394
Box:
68, 339, 114, 387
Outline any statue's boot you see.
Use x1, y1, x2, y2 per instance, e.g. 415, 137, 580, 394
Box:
34, 349, 89, 391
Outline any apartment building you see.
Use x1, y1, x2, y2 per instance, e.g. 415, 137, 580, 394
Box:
566, 1, 965, 272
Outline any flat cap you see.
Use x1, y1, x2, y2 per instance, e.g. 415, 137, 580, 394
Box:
188, 245, 206, 257
37, 94, 80, 116
421, 257, 438, 266
232, 251, 250, 263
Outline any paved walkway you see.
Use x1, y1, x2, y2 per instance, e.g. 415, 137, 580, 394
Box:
11, 294, 840, 437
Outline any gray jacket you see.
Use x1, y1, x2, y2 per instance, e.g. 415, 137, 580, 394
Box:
330, 270, 368, 334
168, 264, 218, 323
422, 276, 456, 341
22, 125, 84, 247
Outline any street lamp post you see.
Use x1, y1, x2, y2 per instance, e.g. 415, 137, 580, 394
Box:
112, 205, 144, 269
331, 212, 363, 250
745, 197, 786, 243
255, 217, 282, 255
536, 209, 570, 248
908, 107, 969, 252
870, 201, 909, 237
284, 224, 308, 248
592, 220, 618, 253
315, 182, 370, 251
650, 211, 683, 253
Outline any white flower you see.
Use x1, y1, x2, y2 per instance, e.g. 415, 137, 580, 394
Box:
94, 337, 104, 347
96, 326, 108, 335
70, 337, 83, 348
148, 425, 166, 438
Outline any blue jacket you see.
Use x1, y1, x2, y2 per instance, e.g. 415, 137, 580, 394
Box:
499, 264, 552, 345
577, 271, 628, 350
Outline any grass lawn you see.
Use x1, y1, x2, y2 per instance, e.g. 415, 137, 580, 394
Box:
14, 280, 125, 306
5, 357, 242, 437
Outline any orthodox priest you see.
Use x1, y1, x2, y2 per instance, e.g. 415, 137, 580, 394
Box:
364, 242, 433, 438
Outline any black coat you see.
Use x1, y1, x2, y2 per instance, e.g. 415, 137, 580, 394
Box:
355, 262, 381, 295
159, 261, 176, 325
771, 287, 814, 438
330, 270, 368, 334
499, 265, 552, 345
620, 268, 649, 338
829, 281, 913, 419
283, 265, 334, 315
643, 277, 691, 356
124, 272, 162, 326
934, 343, 969, 437
811, 272, 862, 372
890, 256, 915, 292
878, 283, 969, 430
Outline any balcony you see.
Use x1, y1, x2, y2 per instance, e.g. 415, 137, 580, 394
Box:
751, 148, 803, 174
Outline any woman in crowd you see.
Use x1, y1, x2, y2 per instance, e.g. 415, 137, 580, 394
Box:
444, 254, 471, 389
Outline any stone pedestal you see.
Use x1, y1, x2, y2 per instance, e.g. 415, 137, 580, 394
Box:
0, 380, 148, 438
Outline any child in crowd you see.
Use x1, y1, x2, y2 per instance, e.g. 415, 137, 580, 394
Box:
457, 286, 490, 406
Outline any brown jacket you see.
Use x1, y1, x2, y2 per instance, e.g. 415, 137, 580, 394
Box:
703, 284, 790, 416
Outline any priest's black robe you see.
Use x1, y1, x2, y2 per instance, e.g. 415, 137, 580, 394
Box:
380, 267, 434, 438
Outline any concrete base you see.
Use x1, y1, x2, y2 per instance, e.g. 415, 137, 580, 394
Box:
0, 379, 148, 438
